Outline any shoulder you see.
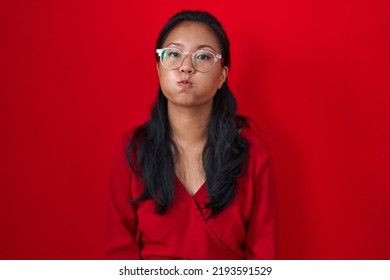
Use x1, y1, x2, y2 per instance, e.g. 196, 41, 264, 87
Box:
110, 124, 145, 168
119, 123, 147, 149
120, 127, 135, 147
240, 117, 272, 170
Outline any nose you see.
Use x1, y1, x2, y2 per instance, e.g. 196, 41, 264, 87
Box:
179, 55, 195, 73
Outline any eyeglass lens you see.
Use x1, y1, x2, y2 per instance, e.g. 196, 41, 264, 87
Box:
160, 48, 217, 72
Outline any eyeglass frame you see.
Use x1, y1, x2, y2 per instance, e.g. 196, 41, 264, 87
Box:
156, 47, 223, 73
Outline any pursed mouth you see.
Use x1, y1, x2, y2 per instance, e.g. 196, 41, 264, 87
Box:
178, 80, 192, 84
177, 80, 193, 88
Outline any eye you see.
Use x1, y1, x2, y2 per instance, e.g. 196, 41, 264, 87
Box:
166, 49, 181, 58
195, 52, 212, 60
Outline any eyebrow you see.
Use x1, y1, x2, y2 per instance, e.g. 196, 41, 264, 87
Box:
166, 42, 217, 52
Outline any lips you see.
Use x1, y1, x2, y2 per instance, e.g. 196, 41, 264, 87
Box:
178, 80, 193, 89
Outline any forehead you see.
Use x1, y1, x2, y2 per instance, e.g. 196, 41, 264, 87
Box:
162, 22, 220, 51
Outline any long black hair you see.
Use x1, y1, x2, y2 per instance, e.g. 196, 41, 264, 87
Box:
127, 10, 248, 217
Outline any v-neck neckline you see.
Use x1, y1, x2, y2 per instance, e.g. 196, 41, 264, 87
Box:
175, 175, 206, 198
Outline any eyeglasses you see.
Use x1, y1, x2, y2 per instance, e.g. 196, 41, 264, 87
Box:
156, 48, 223, 73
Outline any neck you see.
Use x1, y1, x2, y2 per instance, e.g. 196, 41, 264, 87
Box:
168, 102, 212, 145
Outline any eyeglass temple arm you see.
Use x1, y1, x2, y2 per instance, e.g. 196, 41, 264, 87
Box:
156, 49, 162, 56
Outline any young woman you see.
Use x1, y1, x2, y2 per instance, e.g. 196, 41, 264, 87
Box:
104, 10, 276, 260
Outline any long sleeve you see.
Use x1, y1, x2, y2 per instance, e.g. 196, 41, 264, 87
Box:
244, 155, 277, 259
103, 135, 140, 259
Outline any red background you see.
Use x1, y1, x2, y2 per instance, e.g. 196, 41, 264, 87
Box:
1, 0, 389, 259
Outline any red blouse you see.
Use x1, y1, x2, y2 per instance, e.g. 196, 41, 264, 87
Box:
103, 120, 277, 259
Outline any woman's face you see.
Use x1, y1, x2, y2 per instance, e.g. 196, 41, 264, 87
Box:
157, 22, 228, 109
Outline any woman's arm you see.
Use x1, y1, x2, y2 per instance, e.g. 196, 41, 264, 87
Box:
244, 155, 277, 259
103, 135, 140, 259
